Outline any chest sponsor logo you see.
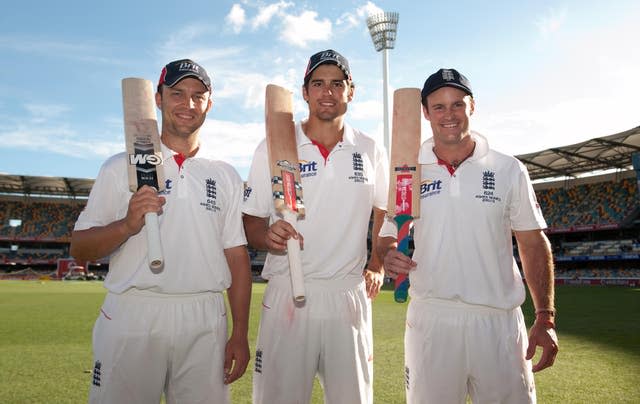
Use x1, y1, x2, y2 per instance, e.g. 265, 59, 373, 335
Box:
299, 160, 318, 178
475, 170, 502, 203
348, 152, 369, 183
420, 179, 443, 199
158, 179, 173, 195
243, 185, 252, 202
200, 178, 222, 212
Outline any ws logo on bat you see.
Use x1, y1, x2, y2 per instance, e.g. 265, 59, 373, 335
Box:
129, 153, 162, 166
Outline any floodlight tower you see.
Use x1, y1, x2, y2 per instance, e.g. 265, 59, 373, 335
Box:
367, 11, 399, 153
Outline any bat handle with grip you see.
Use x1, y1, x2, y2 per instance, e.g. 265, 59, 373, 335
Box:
282, 209, 305, 303
145, 212, 164, 272
393, 214, 413, 303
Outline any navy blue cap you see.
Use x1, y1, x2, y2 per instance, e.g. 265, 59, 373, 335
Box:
421, 68, 472, 102
158, 59, 212, 91
304, 49, 352, 82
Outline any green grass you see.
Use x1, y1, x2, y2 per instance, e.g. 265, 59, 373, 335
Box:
0, 281, 638, 403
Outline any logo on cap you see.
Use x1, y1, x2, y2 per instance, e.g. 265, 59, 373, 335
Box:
421, 68, 472, 102
158, 59, 212, 92
442, 69, 456, 82
304, 49, 352, 82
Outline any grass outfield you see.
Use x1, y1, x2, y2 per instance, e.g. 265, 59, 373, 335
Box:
0, 281, 638, 403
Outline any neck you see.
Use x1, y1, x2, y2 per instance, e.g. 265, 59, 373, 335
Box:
433, 138, 476, 168
302, 118, 344, 151
161, 133, 200, 157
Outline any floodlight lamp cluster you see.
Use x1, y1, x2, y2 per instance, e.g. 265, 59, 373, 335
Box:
366, 12, 399, 51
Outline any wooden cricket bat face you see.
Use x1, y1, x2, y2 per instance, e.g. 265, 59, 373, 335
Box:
265, 84, 305, 218
387, 88, 422, 219
122, 78, 166, 193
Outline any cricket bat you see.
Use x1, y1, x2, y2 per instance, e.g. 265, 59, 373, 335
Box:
387, 88, 422, 303
122, 77, 165, 272
265, 84, 306, 303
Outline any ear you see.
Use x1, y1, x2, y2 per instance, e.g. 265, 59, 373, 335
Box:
302, 85, 309, 103
422, 105, 431, 121
469, 97, 475, 115
155, 91, 162, 109
206, 96, 213, 113
347, 83, 354, 102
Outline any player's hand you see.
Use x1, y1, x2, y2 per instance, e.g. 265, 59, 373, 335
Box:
265, 219, 304, 252
364, 269, 384, 299
224, 334, 250, 384
383, 248, 416, 279
526, 318, 559, 372
124, 185, 166, 236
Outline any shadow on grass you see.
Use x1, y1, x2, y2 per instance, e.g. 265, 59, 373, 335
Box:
523, 286, 640, 357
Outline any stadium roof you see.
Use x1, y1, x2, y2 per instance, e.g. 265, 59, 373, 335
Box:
517, 125, 640, 181
0, 175, 93, 198
0, 126, 638, 197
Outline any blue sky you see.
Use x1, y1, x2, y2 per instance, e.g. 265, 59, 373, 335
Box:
1, 0, 639, 180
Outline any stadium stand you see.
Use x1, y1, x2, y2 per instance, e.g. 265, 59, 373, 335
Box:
1, 127, 639, 285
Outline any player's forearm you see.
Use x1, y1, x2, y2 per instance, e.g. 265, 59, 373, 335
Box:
517, 230, 555, 313
367, 207, 387, 272
70, 219, 133, 261
224, 246, 252, 338
242, 214, 270, 251
377, 236, 398, 261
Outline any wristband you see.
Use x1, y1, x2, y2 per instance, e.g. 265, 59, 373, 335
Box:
535, 308, 556, 317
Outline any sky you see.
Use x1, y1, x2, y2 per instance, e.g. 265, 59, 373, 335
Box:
1, 0, 639, 181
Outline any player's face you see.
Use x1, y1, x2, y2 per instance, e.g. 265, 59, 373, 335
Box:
302, 64, 353, 122
156, 77, 212, 139
423, 87, 474, 147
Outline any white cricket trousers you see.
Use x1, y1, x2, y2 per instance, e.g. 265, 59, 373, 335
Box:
405, 298, 536, 404
89, 289, 229, 404
253, 276, 373, 404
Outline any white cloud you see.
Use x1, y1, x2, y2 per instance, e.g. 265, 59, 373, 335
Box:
476, 93, 639, 157
252, 1, 294, 30
199, 119, 265, 176
336, 2, 383, 32
536, 7, 568, 38
478, 11, 640, 156
0, 124, 121, 158
349, 99, 382, 121
0, 36, 120, 65
359, 1, 384, 18
336, 12, 359, 30
157, 23, 219, 57
24, 104, 71, 124
0, 101, 123, 160
226, 4, 246, 34
280, 11, 332, 48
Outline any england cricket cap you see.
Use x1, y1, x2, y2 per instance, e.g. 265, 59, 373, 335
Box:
157, 59, 212, 92
421, 68, 472, 102
304, 49, 352, 82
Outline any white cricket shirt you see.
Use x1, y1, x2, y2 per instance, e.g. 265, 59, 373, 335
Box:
243, 121, 388, 281
380, 132, 546, 309
74, 143, 247, 294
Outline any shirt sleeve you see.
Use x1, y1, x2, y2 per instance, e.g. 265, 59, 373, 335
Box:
222, 164, 248, 249
74, 154, 130, 231
510, 161, 547, 231
372, 142, 390, 211
379, 216, 398, 238
242, 139, 275, 219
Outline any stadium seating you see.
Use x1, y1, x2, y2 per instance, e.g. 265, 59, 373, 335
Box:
537, 178, 637, 229
1, 173, 639, 283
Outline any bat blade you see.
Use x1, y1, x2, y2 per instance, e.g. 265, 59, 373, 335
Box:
122, 78, 165, 272
388, 88, 422, 303
265, 84, 306, 303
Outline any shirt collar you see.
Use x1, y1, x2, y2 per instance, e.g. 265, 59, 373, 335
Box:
160, 141, 201, 166
418, 130, 489, 164
295, 120, 356, 148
